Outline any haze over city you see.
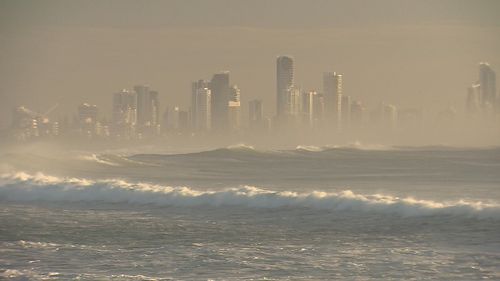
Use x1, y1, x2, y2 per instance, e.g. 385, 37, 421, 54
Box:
2, 1, 500, 280
1, 0, 499, 147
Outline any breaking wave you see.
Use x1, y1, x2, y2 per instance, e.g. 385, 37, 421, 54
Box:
78, 154, 121, 166
1, 172, 499, 219
128, 143, 500, 162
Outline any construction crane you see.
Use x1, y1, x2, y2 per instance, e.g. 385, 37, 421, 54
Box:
42, 103, 59, 117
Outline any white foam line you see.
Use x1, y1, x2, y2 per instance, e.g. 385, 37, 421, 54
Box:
1, 172, 499, 219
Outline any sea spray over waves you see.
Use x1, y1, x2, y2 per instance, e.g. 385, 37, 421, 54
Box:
78, 154, 121, 166
295, 142, 396, 152
226, 143, 256, 151
1, 172, 499, 219
295, 145, 325, 152
130, 143, 498, 162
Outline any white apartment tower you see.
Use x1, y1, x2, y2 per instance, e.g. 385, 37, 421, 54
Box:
195, 88, 212, 131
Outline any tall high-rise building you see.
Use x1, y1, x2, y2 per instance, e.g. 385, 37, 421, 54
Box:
341, 95, 351, 130
479, 62, 496, 109
78, 103, 98, 125
113, 90, 136, 124
323, 72, 343, 130
135, 85, 149, 125
112, 89, 137, 138
276, 56, 294, 118
149, 91, 160, 127
302, 91, 315, 127
312, 93, 325, 125
162, 105, 189, 134
289, 87, 301, 117
249, 99, 264, 129
194, 88, 211, 131
191, 80, 210, 129
228, 85, 241, 131
78, 103, 99, 137
134, 85, 160, 134
210, 71, 230, 132
163, 106, 181, 132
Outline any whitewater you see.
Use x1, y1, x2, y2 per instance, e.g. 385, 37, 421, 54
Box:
1, 144, 500, 280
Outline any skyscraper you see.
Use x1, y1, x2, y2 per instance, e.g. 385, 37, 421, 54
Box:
276, 56, 294, 118
479, 62, 496, 110
228, 85, 241, 131
323, 72, 343, 130
289, 86, 301, 118
249, 99, 263, 129
194, 87, 211, 132
341, 95, 351, 130
149, 91, 160, 128
302, 91, 325, 129
210, 71, 230, 132
312, 92, 325, 126
134, 85, 160, 134
135, 84, 149, 126
112, 89, 137, 138
191, 80, 210, 129
163, 106, 181, 132
302, 91, 315, 128
77, 103, 99, 137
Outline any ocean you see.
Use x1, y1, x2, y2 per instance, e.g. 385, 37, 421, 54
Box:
1, 144, 499, 280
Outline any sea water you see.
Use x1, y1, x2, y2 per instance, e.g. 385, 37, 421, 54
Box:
1, 145, 499, 280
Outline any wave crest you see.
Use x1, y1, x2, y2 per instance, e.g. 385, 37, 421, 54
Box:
1, 172, 499, 219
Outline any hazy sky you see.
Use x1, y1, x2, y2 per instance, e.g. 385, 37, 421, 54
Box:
1, 0, 499, 129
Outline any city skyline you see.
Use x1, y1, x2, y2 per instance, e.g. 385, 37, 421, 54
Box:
2, 57, 499, 131
6, 58, 498, 146
1, 1, 500, 131
2, 2, 500, 280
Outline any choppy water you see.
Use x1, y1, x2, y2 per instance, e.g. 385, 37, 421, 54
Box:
1, 144, 500, 280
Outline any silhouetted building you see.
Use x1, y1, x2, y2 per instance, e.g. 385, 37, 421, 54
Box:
163, 106, 181, 132
302, 91, 315, 127
287, 86, 302, 127
135, 85, 160, 135
312, 92, 325, 127
323, 72, 343, 130
78, 103, 99, 137
194, 88, 211, 132
302, 91, 324, 128
191, 80, 210, 129
479, 62, 496, 111
228, 85, 241, 132
112, 89, 137, 138
249, 99, 264, 131
341, 95, 351, 130
276, 56, 294, 119
210, 72, 230, 132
